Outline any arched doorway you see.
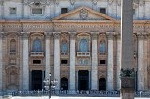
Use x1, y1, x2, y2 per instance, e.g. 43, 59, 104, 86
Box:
61, 77, 68, 90
31, 70, 42, 90
78, 70, 89, 90
99, 78, 106, 91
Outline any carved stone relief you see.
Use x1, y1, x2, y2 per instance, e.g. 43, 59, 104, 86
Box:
80, 9, 88, 20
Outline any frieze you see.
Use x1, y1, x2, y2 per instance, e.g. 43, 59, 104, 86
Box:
3, 24, 22, 32
54, 23, 114, 32
23, 23, 52, 32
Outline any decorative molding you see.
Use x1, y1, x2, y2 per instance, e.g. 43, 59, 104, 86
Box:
55, 0, 59, 5
92, 0, 98, 5
53, 32, 61, 39
108, 0, 114, 5
45, 32, 52, 39
80, 9, 88, 20
91, 32, 99, 40
69, 32, 76, 40
106, 32, 115, 39
21, 32, 30, 39
25, 0, 50, 6
70, 0, 75, 5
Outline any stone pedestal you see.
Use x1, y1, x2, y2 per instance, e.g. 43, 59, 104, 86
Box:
121, 88, 134, 99
121, 77, 135, 99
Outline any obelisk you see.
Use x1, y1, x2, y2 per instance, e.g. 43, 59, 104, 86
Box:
121, 0, 135, 99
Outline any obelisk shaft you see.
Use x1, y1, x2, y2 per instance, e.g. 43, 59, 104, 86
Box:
121, 0, 134, 99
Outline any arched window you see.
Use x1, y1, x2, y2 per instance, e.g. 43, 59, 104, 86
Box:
32, 38, 42, 52
10, 39, 16, 52
79, 39, 88, 52
61, 41, 68, 54
99, 41, 106, 54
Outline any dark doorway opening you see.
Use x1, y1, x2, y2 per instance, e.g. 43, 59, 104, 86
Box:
78, 70, 89, 90
61, 77, 68, 90
99, 78, 106, 91
31, 70, 42, 90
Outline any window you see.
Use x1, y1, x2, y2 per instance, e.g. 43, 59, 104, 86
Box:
33, 60, 41, 64
32, 38, 42, 52
61, 60, 68, 65
61, 8, 68, 14
10, 39, 16, 53
32, 8, 42, 14
10, 8, 16, 15
61, 41, 68, 54
79, 39, 88, 52
133, 9, 135, 15
100, 8, 106, 14
99, 41, 106, 54
100, 60, 106, 65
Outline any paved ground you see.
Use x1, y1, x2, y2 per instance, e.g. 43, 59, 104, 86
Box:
10, 96, 150, 99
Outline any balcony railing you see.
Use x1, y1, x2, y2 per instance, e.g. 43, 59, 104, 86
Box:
30, 52, 44, 57
77, 52, 90, 57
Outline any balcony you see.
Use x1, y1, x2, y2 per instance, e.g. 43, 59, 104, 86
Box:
30, 52, 44, 57
77, 52, 90, 57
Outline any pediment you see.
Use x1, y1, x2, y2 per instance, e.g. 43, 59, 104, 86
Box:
54, 7, 116, 21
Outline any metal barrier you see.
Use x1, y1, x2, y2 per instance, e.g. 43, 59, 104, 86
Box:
2, 90, 150, 97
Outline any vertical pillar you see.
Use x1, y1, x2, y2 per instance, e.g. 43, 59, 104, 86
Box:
106, 32, 114, 91
45, 32, 51, 79
121, 0, 134, 99
53, 32, 60, 90
91, 32, 98, 90
69, 32, 76, 91
138, 33, 146, 90
143, 34, 148, 90
22, 32, 29, 90
116, 34, 121, 90
0, 33, 3, 91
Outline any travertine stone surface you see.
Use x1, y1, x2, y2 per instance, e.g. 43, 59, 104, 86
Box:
69, 32, 76, 91
22, 32, 29, 90
91, 32, 98, 90
106, 32, 114, 90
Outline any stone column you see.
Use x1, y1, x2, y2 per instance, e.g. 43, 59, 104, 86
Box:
22, 32, 29, 90
69, 32, 76, 91
121, 0, 134, 99
0, 33, 3, 91
53, 32, 60, 90
143, 34, 148, 90
106, 32, 114, 91
45, 32, 51, 79
91, 32, 98, 90
116, 34, 121, 90
138, 33, 146, 90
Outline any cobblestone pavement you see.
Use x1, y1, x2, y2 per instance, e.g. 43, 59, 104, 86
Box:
10, 96, 150, 99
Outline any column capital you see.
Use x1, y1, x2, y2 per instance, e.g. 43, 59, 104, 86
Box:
45, 32, 53, 39
21, 32, 30, 39
137, 32, 145, 40
53, 32, 61, 39
91, 32, 99, 40
69, 32, 76, 40
106, 32, 115, 39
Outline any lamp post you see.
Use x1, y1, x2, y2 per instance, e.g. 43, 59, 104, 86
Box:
43, 73, 58, 99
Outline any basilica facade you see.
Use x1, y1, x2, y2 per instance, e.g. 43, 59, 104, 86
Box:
0, 0, 150, 91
